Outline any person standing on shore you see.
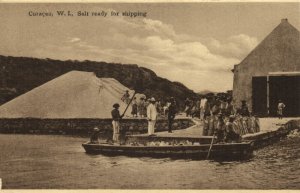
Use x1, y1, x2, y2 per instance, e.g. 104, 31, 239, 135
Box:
138, 98, 145, 118
277, 100, 286, 119
121, 90, 130, 104
167, 97, 177, 133
200, 97, 208, 120
111, 103, 123, 143
215, 113, 226, 142
147, 97, 158, 136
184, 98, 191, 117
225, 116, 241, 142
131, 97, 138, 117
238, 100, 250, 117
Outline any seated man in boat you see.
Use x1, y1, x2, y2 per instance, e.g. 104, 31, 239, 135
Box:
111, 103, 124, 144
90, 127, 100, 144
225, 116, 241, 143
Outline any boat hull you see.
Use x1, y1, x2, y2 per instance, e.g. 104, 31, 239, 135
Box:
82, 140, 254, 160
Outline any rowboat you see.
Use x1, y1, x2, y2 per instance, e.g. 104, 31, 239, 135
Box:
82, 135, 254, 160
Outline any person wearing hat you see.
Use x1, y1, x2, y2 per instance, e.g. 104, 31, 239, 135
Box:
90, 127, 100, 144
111, 103, 124, 143
147, 97, 158, 136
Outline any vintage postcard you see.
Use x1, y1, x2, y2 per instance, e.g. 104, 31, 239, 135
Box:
0, 1, 299, 191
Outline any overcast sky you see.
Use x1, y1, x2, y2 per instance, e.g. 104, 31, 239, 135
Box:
0, 3, 299, 92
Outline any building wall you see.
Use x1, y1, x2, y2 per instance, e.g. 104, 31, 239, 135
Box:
233, 20, 300, 112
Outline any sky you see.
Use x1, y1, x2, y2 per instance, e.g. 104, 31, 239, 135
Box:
0, 3, 299, 92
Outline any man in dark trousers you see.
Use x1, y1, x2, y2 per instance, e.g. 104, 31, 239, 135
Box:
168, 97, 177, 133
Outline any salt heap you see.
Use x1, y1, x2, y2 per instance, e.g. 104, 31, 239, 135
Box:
0, 71, 139, 118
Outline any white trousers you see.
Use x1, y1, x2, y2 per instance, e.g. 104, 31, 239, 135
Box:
148, 120, 156, 135
200, 108, 204, 120
112, 121, 120, 142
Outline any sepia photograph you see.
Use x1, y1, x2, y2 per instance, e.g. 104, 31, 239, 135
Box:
0, 1, 299, 190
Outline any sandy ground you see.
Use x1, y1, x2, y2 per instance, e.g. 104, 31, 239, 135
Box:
259, 117, 299, 131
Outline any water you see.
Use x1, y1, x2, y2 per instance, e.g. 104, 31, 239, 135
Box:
0, 134, 299, 189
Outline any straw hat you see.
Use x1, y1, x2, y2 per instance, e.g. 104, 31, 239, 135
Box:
113, 103, 120, 108
150, 97, 156, 102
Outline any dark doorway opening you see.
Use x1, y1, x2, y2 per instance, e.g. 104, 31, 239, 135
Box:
252, 77, 268, 116
269, 76, 300, 117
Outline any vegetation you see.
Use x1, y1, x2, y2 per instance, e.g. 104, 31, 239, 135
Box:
0, 55, 198, 108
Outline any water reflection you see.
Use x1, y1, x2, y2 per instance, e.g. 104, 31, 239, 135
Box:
0, 134, 299, 189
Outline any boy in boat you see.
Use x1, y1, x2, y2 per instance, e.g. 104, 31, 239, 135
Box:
111, 103, 124, 144
90, 127, 100, 144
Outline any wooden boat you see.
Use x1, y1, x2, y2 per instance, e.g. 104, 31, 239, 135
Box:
82, 135, 254, 160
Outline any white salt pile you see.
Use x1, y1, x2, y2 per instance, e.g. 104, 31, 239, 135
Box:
0, 71, 141, 118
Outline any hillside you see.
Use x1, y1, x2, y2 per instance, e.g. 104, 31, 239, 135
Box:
0, 55, 197, 107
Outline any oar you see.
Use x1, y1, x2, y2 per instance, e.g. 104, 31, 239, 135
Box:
121, 90, 136, 117
121, 79, 143, 117
206, 133, 216, 159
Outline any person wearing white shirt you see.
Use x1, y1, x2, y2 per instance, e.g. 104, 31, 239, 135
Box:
147, 97, 158, 136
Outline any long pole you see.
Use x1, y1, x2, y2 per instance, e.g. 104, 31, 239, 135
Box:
121, 91, 136, 117
206, 134, 215, 159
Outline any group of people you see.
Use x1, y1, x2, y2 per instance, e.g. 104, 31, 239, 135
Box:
92, 96, 177, 144
131, 97, 168, 118
201, 98, 260, 142
133, 96, 177, 135
91, 90, 283, 144
184, 96, 235, 119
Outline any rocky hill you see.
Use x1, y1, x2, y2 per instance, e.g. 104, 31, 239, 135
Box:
0, 55, 197, 107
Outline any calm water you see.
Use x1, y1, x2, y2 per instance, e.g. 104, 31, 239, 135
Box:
0, 134, 299, 189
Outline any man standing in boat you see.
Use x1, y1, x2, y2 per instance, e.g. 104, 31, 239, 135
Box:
111, 103, 123, 143
147, 97, 158, 136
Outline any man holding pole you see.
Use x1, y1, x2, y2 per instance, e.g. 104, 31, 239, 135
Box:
147, 97, 158, 136
111, 103, 123, 143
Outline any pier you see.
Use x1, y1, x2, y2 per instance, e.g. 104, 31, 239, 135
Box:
138, 117, 300, 148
